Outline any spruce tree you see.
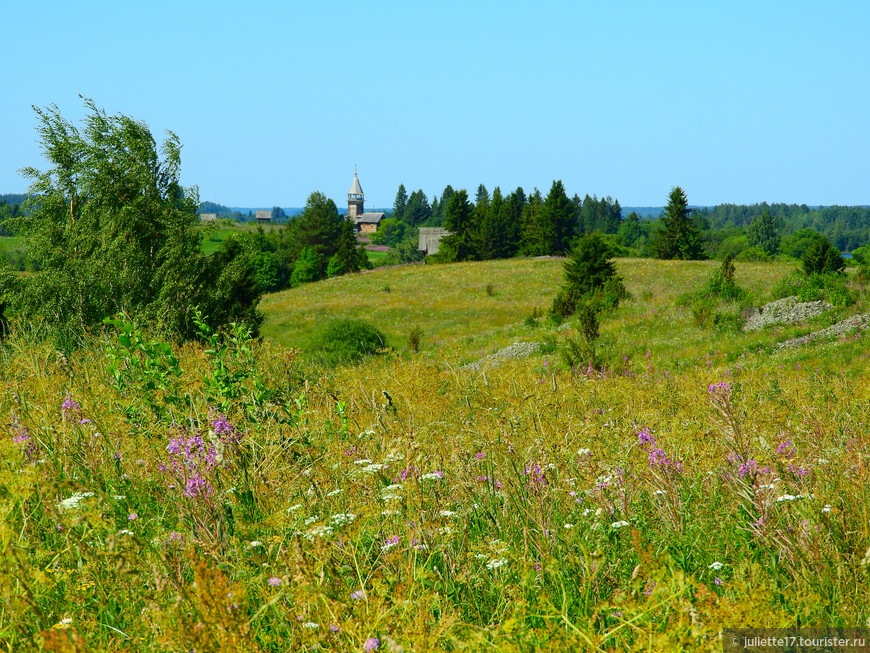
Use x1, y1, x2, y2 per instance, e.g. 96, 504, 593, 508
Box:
439, 190, 477, 262
653, 186, 706, 260
392, 184, 408, 222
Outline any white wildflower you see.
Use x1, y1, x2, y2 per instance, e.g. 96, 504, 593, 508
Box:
248, 540, 264, 548
360, 463, 384, 474
381, 510, 399, 516
118, 529, 134, 536
326, 489, 343, 497
576, 448, 591, 456
329, 513, 355, 526
301, 622, 319, 629
653, 490, 667, 496
287, 504, 303, 512
381, 484, 403, 494
382, 494, 402, 501
822, 505, 832, 513
381, 539, 400, 551
708, 561, 724, 570
420, 472, 444, 481
610, 520, 630, 529
353, 459, 373, 466
305, 525, 334, 540
776, 494, 798, 503
582, 508, 594, 517
474, 553, 487, 560
303, 516, 319, 525
486, 558, 508, 570
438, 526, 454, 535
58, 492, 95, 510
563, 523, 574, 529
439, 510, 457, 517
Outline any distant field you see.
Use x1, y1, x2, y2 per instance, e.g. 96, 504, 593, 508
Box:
195, 220, 284, 255
259, 257, 825, 369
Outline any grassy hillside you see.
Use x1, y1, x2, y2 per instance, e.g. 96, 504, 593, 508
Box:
2, 257, 869, 650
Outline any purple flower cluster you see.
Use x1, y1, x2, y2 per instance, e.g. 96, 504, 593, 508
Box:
708, 381, 731, 396
776, 437, 796, 458
12, 420, 37, 462
162, 431, 222, 500
212, 414, 241, 445
61, 393, 90, 425
637, 429, 682, 473
524, 460, 547, 490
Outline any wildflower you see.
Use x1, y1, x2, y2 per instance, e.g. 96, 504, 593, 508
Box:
420, 471, 444, 481
267, 577, 282, 587
708, 561, 724, 570
52, 617, 73, 630
61, 394, 81, 416
475, 452, 485, 459
248, 540, 264, 548
330, 623, 341, 632
563, 523, 574, 529
610, 520, 630, 529
777, 438, 796, 458
775, 494, 798, 503
636, 428, 656, 445
329, 513, 355, 526
381, 484, 403, 493
439, 510, 457, 517
326, 489, 343, 497
288, 504, 303, 512
58, 492, 95, 510
707, 381, 731, 395
364, 638, 380, 651
182, 476, 212, 498
714, 578, 723, 585
381, 535, 400, 551
351, 590, 366, 600
301, 622, 319, 629
353, 459, 373, 465
643, 580, 657, 596
361, 463, 385, 474
118, 529, 134, 536
822, 505, 832, 513
486, 558, 508, 570
576, 448, 591, 457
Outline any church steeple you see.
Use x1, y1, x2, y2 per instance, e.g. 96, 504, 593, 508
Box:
348, 168, 364, 218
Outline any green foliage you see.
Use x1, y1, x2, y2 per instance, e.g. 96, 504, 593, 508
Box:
522, 181, 574, 256
11, 98, 261, 347
392, 184, 408, 222
801, 236, 845, 276
779, 228, 825, 260
653, 186, 706, 260
439, 190, 477, 262
308, 318, 385, 367
702, 255, 748, 301
734, 245, 771, 262
291, 247, 324, 286
408, 326, 424, 353
771, 270, 854, 306
403, 189, 431, 226
369, 218, 406, 247
746, 209, 781, 256
551, 232, 626, 318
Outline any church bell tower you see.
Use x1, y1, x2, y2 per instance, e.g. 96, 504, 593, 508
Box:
348, 169, 364, 218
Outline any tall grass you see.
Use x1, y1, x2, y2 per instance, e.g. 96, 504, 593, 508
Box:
1, 258, 868, 651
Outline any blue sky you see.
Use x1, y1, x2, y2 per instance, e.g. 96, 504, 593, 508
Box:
2, 1, 868, 208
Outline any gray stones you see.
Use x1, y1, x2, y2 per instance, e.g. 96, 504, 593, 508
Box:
462, 342, 543, 371
743, 297, 832, 332
776, 313, 870, 349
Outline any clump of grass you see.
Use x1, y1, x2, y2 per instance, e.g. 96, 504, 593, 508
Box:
307, 318, 386, 367
408, 326, 424, 353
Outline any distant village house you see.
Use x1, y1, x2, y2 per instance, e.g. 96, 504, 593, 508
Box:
200, 213, 217, 222
255, 210, 272, 224
418, 227, 450, 255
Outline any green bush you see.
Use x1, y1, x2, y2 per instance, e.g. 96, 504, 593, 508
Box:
309, 319, 386, 367
802, 237, 845, 276
771, 271, 854, 306
702, 256, 748, 301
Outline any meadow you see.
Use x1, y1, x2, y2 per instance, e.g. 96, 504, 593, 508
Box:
2, 257, 869, 651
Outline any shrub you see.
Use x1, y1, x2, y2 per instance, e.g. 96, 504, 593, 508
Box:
702, 255, 748, 301
551, 232, 625, 318
802, 237, 845, 276
408, 326, 424, 353
735, 246, 771, 262
309, 319, 385, 367
771, 270, 854, 306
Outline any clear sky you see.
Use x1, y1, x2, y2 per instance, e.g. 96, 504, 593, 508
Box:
2, 1, 868, 208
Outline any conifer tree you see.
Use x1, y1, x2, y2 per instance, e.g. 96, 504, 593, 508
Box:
439, 190, 477, 262
653, 186, 706, 260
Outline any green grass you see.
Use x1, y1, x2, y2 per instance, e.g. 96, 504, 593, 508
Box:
1, 257, 869, 651
196, 220, 284, 255
0, 236, 25, 253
